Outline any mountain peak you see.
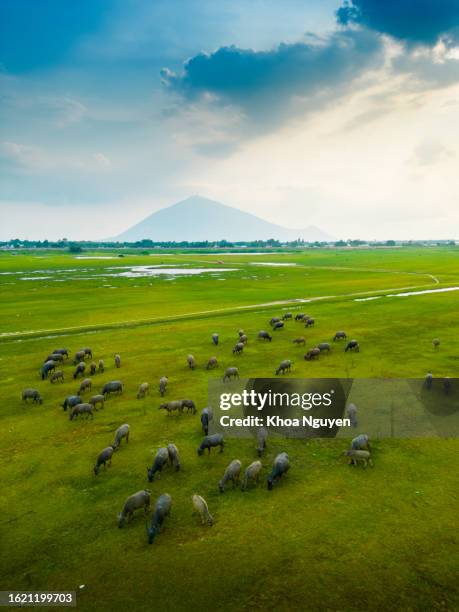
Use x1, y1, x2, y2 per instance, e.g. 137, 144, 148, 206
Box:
115, 196, 333, 242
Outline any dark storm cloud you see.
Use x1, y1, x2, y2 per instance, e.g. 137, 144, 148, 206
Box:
161, 28, 383, 113
336, 0, 459, 46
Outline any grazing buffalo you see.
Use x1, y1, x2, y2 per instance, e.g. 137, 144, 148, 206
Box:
219, 459, 241, 492
293, 337, 305, 345
201, 407, 213, 436
22, 388, 42, 404
45, 353, 64, 364
98, 359, 105, 373
334, 331, 347, 341
52, 348, 69, 359
73, 350, 85, 364
192, 494, 213, 526
212, 333, 219, 346
197, 433, 224, 455
113, 424, 130, 449
258, 331, 272, 342
256, 427, 267, 457
433, 338, 441, 349
270, 317, 281, 326
159, 400, 183, 415
233, 342, 244, 355
187, 354, 196, 370
41, 361, 56, 380
147, 448, 169, 481
345, 450, 373, 468
62, 395, 81, 411
89, 361, 97, 376
78, 378, 92, 394
241, 461, 262, 491
167, 443, 180, 471
276, 359, 292, 375
317, 342, 331, 352
206, 356, 218, 370
351, 434, 370, 451
146, 494, 172, 544
118, 490, 151, 528
267, 452, 290, 490
424, 373, 433, 390
159, 376, 168, 397
73, 362, 86, 379
295, 313, 306, 321
69, 403, 94, 420
101, 381, 123, 397
83, 348, 93, 359
239, 334, 248, 344
181, 399, 196, 414
345, 340, 360, 352
89, 394, 105, 410
50, 370, 64, 383
238, 330, 245, 337
304, 348, 320, 361
304, 317, 315, 327
114, 354, 121, 368
137, 382, 150, 399
346, 403, 358, 428
223, 367, 239, 382
94, 447, 114, 475
282, 313, 292, 320
272, 321, 284, 331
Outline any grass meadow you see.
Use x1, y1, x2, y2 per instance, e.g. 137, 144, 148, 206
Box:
0, 247, 458, 611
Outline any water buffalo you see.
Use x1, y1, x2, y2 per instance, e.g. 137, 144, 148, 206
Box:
89, 361, 97, 376
62, 395, 81, 411
22, 388, 42, 404
351, 434, 370, 451
304, 348, 320, 361
282, 313, 292, 320
73, 362, 86, 379
197, 433, 224, 455
167, 443, 180, 471
346, 403, 358, 427
267, 452, 290, 490
256, 427, 267, 457
113, 423, 130, 449
73, 350, 85, 364
334, 331, 347, 341
273, 321, 284, 331
187, 354, 196, 370
45, 353, 64, 364
239, 334, 248, 344
219, 459, 241, 492
201, 407, 213, 435
50, 370, 64, 383
293, 337, 305, 345
223, 367, 239, 382
98, 359, 104, 373
159, 400, 183, 415
318, 342, 331, 352
258, 330, 272, 341
241, 460, 262, 491
89, 394, 105, 410
52, 348, 69, 359
146, 494, 172, 544
41, 361, 56, 380
206, 357, 218, 370
69, 403, 94, 420
212, 333, 219, 346
295, 313, 306, 321
304, 317, 315, 327
102, 381, 123, 397
180, 399, 196, 414
78, 378, 92, 394
345, 340, 360, 352
345, 450, 373, 468
147, 447, 169, 481
424, 373, 433, 390
83, 348, 93, 359
192, 494, 213, 526
114, 354, 121, 368
118, 490, 151, 528
270, 317, 281, 326
159, 376, 168, 397
276, 359, 292, 375
433, 338, 440, 349
233, 342, 244, 355
94, 446, 114, 475
137, 382, 150, 399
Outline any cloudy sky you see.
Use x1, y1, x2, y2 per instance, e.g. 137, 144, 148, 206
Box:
1, 0, 459, 240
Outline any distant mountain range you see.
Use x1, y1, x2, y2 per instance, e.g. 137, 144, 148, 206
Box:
115, 196, 334, 242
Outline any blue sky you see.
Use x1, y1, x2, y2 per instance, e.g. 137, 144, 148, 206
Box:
1, 0, 459, 239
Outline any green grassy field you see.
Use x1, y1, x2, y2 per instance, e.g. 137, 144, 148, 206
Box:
0, 248, 458, 611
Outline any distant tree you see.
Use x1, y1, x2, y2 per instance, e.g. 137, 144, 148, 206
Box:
385, 240, 396, 246
334, 240, 347, 247
68, 243, 82, 253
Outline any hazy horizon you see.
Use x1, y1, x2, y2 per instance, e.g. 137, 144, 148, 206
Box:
1, 1, 459, 240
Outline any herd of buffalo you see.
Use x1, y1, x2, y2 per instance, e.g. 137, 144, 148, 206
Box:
21, 308, 427, 546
